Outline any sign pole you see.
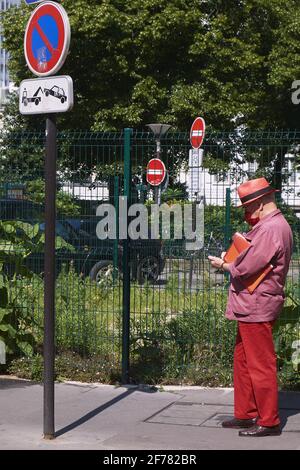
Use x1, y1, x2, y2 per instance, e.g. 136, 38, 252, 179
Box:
43, 114, 57, 440
155, 139, 161, 205
22, 0, 72, 440
122, 128, 132, 384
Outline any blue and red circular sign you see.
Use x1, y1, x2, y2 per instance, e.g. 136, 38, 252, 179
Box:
23, 1, 45, 5
24, 1, 71, 77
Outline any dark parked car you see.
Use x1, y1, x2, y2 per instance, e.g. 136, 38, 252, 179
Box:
58, 218, 165, 285
0, 199, 165, 284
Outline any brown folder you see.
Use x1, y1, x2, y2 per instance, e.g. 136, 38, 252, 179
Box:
224, 232, 273, 294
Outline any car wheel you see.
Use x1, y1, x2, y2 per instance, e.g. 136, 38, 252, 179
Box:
89, 260, 120, 287
61, 97, 65, 103
137, 256, 160, 284
35, 99, 39, 105
23, 99, 28, 106
45, 90, 49, 97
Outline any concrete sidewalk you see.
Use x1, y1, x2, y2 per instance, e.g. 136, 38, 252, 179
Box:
0, 376, 300, 450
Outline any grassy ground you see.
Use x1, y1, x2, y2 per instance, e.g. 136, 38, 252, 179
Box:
2, 264, 300, 389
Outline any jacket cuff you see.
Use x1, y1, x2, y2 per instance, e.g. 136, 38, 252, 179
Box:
227, 262, 239, 279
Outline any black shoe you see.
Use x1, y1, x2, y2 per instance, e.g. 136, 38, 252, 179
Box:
239, 424, 281, 437
222, 417, 257, 429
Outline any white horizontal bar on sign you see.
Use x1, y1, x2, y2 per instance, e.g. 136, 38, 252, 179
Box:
148, 169, 163, 175
192, 130, 203, 136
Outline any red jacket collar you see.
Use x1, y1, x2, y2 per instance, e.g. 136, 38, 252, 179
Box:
245, 208, 282, 238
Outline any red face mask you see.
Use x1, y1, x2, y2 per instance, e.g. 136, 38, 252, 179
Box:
244, 212, 259, 227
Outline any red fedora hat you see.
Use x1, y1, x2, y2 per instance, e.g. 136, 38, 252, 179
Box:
236, 177, 280, 208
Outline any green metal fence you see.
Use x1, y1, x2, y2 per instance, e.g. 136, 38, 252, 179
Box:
0, 129, 300, 388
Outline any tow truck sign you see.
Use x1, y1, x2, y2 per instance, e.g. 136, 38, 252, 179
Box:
19, 75, 73, 114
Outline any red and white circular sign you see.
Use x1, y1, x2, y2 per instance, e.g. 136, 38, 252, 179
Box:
190, 117, 206, 149
24, 1, 71, 77
146, 158, 166, 186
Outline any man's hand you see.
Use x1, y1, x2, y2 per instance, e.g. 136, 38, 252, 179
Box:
208, 255, 224, 270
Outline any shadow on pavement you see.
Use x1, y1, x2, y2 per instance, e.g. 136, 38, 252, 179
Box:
55, 384, 160, 438
0, 376, 39, 390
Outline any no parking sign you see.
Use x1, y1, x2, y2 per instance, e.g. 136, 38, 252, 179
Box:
23, 1, 46, 4
24, 1, 70, 77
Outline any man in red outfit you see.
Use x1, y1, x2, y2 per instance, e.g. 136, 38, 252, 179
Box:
208, 177, 293, 437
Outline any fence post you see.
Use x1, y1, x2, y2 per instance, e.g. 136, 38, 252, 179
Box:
224, 187, 231, 281
122, 128, 132, 383
113, 176, 119, 282
224, 187, 231, 246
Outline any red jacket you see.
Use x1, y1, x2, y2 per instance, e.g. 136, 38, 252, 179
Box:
225, 209, 293, 322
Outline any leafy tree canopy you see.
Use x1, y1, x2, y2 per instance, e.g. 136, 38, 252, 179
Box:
1, 0, 300, 132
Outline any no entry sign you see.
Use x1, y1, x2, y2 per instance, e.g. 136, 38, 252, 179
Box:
24, 1, 71, 77
146, 159, 166, 186
190, 117, 206, 149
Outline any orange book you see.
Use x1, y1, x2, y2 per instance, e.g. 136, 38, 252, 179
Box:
224, 232, 273, 294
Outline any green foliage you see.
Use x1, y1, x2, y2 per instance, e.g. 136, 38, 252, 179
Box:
0, 218, 298, 387
25, 179, 81, 216
3, 266, 300, 388
203, 200, 300, 253
0, 220, 39, 358
8, 352, 121, 383
0, 219, 74, 360
1, 1, 300, 192
2, 0, 300, 132
272, 280, 300, 385
17, 263, 122, 357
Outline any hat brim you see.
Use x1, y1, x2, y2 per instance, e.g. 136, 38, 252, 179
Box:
236, 188, 280, 208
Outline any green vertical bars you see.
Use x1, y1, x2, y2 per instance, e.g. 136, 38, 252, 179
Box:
224, 187, 231, 282
224, 187, 232, 247
113, 176, 119, 283
2, 129, 300, 387
122, 128, 132, 384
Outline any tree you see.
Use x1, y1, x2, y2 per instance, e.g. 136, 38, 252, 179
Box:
2, 0, 300, 132
2, 0, 300, 188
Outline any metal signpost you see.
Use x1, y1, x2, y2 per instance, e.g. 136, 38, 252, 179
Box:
188, 118, 206, 285
188, 148, 204, 201
146, 124, 170, 204
189, 117, 206, 200
21, 0, 72, 440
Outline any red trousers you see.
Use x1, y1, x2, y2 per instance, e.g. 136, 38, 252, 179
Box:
234, 321, 280, 427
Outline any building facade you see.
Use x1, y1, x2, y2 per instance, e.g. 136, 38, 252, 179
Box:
0, 0, 20, 110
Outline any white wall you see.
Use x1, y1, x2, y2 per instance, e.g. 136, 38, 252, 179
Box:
0, 1, 21, 109
179, 153, 300, 210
